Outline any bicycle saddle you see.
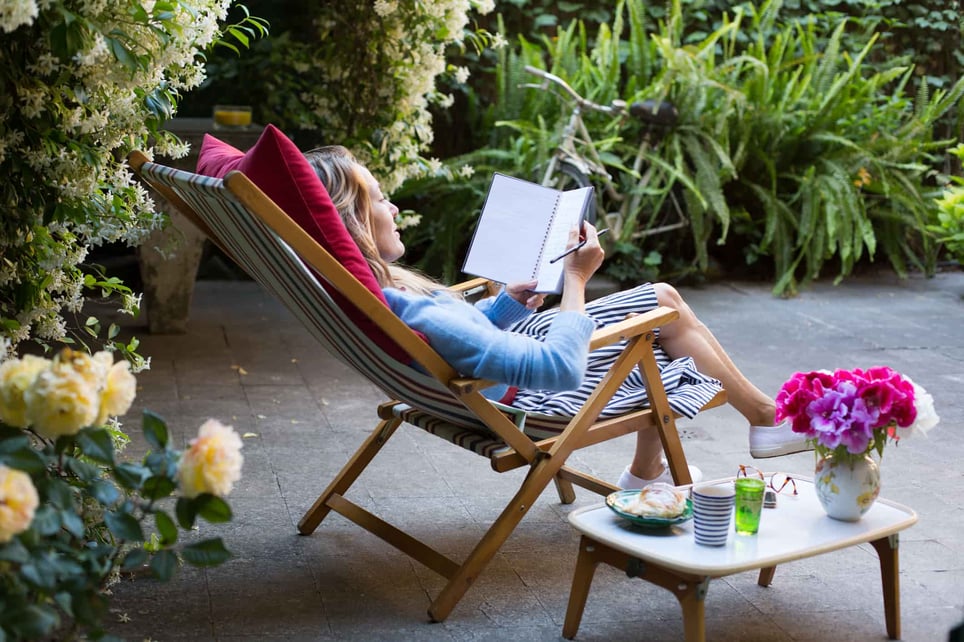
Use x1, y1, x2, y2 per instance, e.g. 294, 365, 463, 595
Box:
629, 100, 678, 126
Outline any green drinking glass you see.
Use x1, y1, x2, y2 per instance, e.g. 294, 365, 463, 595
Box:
734, 477, 766, 535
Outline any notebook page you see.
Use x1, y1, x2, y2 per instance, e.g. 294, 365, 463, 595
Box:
462, 174, 562, 286
534, 186, 593, 292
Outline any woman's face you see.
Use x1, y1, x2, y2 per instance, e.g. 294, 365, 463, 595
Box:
359, 165, 404, 262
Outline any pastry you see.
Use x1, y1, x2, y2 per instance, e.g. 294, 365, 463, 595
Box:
625, 482, 687, 518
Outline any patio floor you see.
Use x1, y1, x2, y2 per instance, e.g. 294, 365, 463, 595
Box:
106, 270, 964, 641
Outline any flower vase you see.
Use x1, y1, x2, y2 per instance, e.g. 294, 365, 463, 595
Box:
813, 453, 880, 521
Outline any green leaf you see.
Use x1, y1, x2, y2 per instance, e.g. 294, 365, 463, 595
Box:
104, 510, 145, 542
155, 512, 178, 546
89, 479, 121, 506
31, 506, 62, 536
6, 605, 59, 639
0, 433, 31, 454
61, 510, 85, 538
142, 475, 177, 500
0, 538, 30, 563
175, 496, 198, 529
0, 448, 46, 474
142, 410, 169, 450
121, 547, 149, 571
65, 456, 99, 482
105, 36, 138, 70
181, 538, 232, 567
78, 427, 115, 465
150, 549, 178, 581
113, 462, 149, 490
195, 494, 233, 523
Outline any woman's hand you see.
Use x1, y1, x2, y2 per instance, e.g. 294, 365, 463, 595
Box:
563, 222, 605, 285
506, 281, 545, 310
558, 222, 605, 316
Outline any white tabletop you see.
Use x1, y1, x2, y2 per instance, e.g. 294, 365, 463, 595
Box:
568, 477, 917, 577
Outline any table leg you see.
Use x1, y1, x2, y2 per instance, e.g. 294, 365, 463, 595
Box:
758, 565, 776, 587
563, 536, 601, 639
870, 534, 901, 640
679, 585, 708, 642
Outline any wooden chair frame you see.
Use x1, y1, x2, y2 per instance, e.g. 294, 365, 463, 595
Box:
128, 151, 726, 622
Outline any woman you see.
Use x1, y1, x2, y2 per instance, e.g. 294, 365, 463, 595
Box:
306, 146, 809, 489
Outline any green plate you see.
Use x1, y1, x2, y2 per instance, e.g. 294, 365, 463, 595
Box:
605, 490, 694, 529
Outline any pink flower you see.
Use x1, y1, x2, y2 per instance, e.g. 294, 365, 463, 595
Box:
775, 370, 833, 436
776, 365, 937, 462
853, 367, 917, 428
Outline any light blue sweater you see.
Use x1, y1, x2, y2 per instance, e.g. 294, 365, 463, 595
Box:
383, 288, 596, 400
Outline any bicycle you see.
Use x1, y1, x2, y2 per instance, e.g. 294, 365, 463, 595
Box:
521, 65, 687, 241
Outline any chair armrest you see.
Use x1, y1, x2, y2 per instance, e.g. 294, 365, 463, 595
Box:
449, 377, 499, 395
588, 306, 679, 351
450, 277, 498, 299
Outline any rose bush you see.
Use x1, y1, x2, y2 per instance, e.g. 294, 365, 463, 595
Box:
0, 348, 243, 640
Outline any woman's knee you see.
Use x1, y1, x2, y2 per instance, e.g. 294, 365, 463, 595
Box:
654, 282, 702, 327
654, 282, 683, 309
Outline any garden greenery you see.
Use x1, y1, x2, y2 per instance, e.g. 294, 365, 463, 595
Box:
0, 347, 243, 640
404, 0, 963, 294
0, 0, 265, 359
190, 0, 501, 195
933, 143, 964, 263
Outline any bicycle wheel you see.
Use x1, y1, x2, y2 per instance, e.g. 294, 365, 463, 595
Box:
545, 162, 597, 225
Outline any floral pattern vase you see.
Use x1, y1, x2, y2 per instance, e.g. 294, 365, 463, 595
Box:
813, 453, 880, 521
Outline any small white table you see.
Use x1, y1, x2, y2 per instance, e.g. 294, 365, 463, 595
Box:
563, 477, 917, 641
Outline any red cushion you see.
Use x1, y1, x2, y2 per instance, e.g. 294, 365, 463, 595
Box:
197, 124, 415, 362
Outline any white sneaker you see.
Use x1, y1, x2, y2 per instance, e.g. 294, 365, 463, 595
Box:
749, 420, 813, 458
617, 463, 703, 490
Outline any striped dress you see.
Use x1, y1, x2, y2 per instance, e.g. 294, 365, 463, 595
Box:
507, 283, 723, 419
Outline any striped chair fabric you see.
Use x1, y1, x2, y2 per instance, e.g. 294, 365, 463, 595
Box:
138, 161, 573, 455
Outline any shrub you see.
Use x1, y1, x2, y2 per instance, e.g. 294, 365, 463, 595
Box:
932, 143, 964, 263
184, 0, 500, 193
0, 1, 263, 357
0, 347, 242, 640
404, 0, 964, 294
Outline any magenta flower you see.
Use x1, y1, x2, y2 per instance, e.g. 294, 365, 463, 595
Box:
775, 366, 934, 463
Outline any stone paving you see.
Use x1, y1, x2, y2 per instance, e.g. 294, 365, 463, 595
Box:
106, 271, 964, 641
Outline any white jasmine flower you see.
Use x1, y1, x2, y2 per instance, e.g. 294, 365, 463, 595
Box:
473, 0, 495, 15
0, 0, 39, 33
373, 0, 397, 17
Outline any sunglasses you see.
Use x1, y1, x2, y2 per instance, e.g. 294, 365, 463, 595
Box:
737, 464, 798, 507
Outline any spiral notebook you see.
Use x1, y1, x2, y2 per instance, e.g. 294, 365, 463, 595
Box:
462, 173, 594, 293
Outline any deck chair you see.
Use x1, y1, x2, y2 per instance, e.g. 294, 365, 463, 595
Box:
128, 135, 725, 622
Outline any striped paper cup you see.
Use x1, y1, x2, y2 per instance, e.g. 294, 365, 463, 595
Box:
692, 482, 735, 546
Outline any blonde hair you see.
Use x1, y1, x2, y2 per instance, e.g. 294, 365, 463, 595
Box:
304, 146, 447, 296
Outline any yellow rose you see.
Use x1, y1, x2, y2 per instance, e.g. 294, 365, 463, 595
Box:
0, 465, 39, 543
25, 366, 99, 438
60, 349, 111, 392
0, 355, 51, 428
178, 420, 244, 498
95, 360, 137, 425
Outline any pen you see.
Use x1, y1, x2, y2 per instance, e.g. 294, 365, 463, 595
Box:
548, 228, 610, 264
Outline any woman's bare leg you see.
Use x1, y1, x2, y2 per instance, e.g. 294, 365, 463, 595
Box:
629, 283, 775, 479
652, 282, 776, 426
625, 282, 809, 482
628, 428, 664, 479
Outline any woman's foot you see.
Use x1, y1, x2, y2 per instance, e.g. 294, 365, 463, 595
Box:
618, 463, 703, 490
749, 420, 813, 458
